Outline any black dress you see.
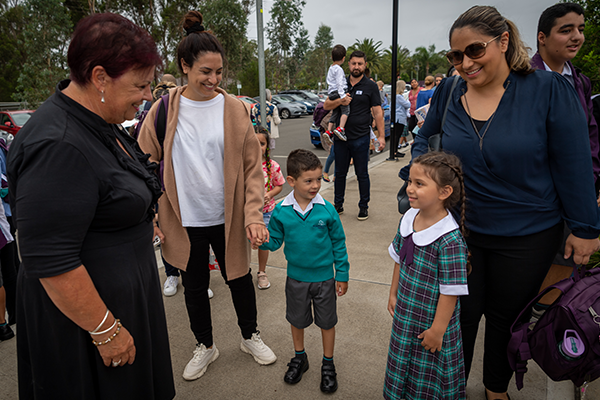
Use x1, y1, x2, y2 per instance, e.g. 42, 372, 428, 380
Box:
8, 81, 175, 399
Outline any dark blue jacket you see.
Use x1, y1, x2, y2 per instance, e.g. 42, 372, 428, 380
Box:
530, 52, 600, 182
402, 71, 600, 239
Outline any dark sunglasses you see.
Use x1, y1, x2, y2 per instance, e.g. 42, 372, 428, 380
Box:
446, 35, 501, 65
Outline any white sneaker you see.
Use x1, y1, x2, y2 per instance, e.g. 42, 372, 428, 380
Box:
182, 344, 219, 381
208, 288, 214, 299
163, 276, 179, 297
240, 332, 277, 365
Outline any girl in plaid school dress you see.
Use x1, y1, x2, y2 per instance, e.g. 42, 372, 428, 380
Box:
384, 152, 469, 400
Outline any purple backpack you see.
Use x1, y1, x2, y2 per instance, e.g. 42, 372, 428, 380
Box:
508, 266, 600, 390
133, 94, 169, 190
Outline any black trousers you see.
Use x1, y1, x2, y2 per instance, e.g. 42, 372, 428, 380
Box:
1, 215, 18, 324
181, 225, 257, 347
461, 222, 563, 393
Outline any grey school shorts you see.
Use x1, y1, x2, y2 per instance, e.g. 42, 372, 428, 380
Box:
285, 277, 337, 330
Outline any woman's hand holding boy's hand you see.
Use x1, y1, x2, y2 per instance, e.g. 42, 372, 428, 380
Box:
417, 326, 445, 353
336, 281, 348, 296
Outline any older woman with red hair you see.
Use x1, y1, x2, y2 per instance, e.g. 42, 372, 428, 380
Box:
8, 14, 175, 400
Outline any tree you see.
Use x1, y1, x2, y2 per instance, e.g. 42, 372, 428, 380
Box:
265, 0, 306, 89
0, 3, 26, 101
312, 24, 334, 85
14, 0, 71, 106
379, 45, 411, 83
348, 38, 383, 78
570, 0, 600, 92
412, 44, 448, 79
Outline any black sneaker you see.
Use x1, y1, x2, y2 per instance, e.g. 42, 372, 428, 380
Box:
335, 205, 344, 215
357, 207, 368, 221
0, 324, 15, 341
320, 363, 338, 393
284, 355, 309, 384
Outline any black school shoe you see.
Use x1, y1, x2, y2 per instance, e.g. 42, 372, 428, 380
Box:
284, 355, 309, 384
0, 324, 15, 341
320, 364, 338, 393
335, 204, 344, 215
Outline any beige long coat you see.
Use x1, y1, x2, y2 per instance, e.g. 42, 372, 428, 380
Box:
138, 86, 264, 280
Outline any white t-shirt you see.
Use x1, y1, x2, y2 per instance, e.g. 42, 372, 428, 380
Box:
172, 94, 225, 227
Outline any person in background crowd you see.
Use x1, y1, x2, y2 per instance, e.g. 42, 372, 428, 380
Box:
434, 73, 444, 87
8, 13, 175, 399
0, 138, 17, 327
252, 89, 281, 149
402, 5, 600, 399
407, 78, 421, 135
138, 10, 276, 382
0, 200, 15, 342
324, 50, 386, 221
416, 75, 435, 110
530, 2, 600, 317
394, 80, 411, 155
377, 80, 388, 107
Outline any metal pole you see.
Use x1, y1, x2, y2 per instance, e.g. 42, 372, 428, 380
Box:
257, 0, 267, 128
387, 0, 399, 161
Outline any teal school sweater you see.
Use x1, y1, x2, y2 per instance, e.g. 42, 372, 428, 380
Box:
260, 192, 349, 283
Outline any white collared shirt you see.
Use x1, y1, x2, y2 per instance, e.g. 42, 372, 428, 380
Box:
542, 60, 575, 88
281, 191, 325, 215
388, 208, 468, 296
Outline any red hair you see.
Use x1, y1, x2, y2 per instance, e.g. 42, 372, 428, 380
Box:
68, 13, 162, 85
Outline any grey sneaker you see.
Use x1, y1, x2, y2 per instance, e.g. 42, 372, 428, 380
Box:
183, 344, 219, 381
240, 332, 277, 365
334, 127, 347, 141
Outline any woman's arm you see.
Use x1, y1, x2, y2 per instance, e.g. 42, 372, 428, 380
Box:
40, 266, 136, 366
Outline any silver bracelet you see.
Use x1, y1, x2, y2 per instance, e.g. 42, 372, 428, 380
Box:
89, 317, 117, 336
88, 309, 109, 334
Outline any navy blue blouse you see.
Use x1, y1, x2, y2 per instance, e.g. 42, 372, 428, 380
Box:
404, 71, 600, 239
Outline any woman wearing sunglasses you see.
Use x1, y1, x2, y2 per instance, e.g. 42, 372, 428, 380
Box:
401, 5, 600, 400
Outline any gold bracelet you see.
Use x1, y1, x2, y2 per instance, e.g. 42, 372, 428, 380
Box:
92, 320, 121, 346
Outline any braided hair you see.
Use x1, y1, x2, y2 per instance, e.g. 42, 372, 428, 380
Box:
412, 151, 470, 273
254, 126, 272, 190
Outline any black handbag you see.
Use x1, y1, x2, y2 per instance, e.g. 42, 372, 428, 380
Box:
397, 76, 460, 214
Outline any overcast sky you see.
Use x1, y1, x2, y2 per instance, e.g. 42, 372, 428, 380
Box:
248, 0, 561, 55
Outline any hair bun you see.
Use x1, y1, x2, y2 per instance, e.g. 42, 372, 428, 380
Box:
185, 22, 205, 36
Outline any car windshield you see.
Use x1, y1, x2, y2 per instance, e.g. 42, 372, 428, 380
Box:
240, 97, 257, 104
287, 95, 306, 102
274, 96, 292, 103
11, 112, 32, 126
303, 92, 320, 101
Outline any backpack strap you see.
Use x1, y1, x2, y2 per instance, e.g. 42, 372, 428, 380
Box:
153, 93, 169, 191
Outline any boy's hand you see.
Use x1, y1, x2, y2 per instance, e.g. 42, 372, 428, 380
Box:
336, 281, 348, 296
417, 327, 444, 353
264, 192, 272, 204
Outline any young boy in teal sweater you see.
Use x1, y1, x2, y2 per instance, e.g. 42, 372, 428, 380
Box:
257, 149, 349, 393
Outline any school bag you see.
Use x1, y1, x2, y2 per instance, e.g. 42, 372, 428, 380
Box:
507, 265, 600, 390
132, 94, 169, 190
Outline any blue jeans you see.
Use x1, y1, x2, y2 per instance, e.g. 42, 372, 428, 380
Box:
334, 134, 370, 208
324, 144, 335, 174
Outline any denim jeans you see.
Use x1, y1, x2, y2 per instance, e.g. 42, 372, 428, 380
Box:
324, 144, 335, 175
334, 134, 370, 208
181, 224, 257, 347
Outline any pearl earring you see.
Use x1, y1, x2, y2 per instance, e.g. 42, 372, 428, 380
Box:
101, 91, 105, 104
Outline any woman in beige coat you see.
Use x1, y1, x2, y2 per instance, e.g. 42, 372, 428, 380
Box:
138, 10, 276, 382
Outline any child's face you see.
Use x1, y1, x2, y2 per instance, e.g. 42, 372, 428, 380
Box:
257, 134, 267, 157
287, 168, 323, 204
406, 164, 447, 211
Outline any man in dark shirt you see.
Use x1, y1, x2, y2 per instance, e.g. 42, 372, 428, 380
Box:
324, 51, 385, 221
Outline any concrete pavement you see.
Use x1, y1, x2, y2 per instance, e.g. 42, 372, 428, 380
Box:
0, 147, 597, 399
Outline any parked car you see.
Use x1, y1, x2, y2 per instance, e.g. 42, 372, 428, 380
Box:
276, 94, 314, 114
0, 110, 34, 140
236, 95, 258, 108
310, 105, 391, 148
271, 95, 306, 119
278, 90, 322, 108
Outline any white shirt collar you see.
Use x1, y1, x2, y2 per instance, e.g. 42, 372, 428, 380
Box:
399, 208, 460, 246
542, 60, 573, 77
281, 191, 325, 215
